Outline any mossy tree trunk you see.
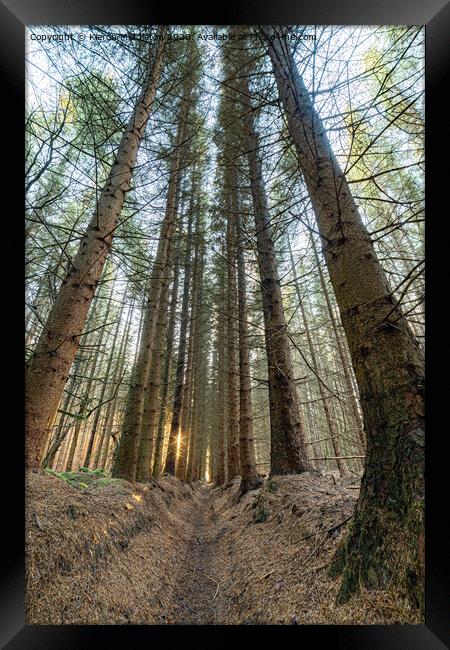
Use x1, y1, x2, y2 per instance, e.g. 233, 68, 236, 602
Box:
263, 25, 425, 611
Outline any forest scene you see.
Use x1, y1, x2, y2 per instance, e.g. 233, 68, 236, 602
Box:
25, 25, 425, 625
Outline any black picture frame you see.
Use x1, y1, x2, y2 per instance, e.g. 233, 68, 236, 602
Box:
2, 0, 448, 646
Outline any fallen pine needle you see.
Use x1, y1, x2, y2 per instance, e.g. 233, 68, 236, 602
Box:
203, 573, 220, 601
259, 569, 276, 581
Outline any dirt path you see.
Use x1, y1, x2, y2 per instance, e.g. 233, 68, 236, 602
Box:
170, 485, 222, 624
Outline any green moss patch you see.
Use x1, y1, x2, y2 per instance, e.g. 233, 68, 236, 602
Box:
44, 467, 117, 490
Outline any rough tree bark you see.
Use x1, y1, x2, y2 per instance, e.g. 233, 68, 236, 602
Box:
263, 25, 425, 610
25, 31, 167, 468
224, 28, 312, 476
310, 233, 366, 452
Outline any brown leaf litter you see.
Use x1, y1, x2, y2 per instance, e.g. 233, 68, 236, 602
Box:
26, 469, 422, 624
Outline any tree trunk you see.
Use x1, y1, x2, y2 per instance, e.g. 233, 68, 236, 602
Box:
64, 286, 114, 469
215, 246, 228, 484
165, 200, 194, 475
83, 285, 123, 467
135, 234, 175, 481
25, 31, 167, 468
237, 207, 261, 493
177, 211, 202, 481
287, 235, 347, 476
113, 116, 187, 482
263, 26, 424, 610
93, 296, 134, 469
187, 240, 207, 483
39, 271, 102, 467
310, 234, 366, 452
244, 108, 312, 475
226, 165, 241, 480
152, 255, 181, 478
65, 404, 86, 471
41, 353, 83, 469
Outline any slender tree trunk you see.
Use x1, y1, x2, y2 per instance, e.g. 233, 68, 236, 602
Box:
41, 354, 83, 468
187, 240, 206, 483
135, 300, 167, 480
226, 166, 241, 480
58, 429, 73, 472
165, 201, 194, 475
215, 245, 228, 484
188, 343, 204, 483
303, 381, 324, 471
135, 232, 175, 481
237, 209, 261, 493
93, 296, 134, 469
65, 405, 85, 471
64, 287, 114, 469
287, 235, 347, 476
83, 288, 123, 467
208, 345, 220, 484
113, 116, 188, 482
176, 310, 195, 480
176, 213, 201, 481
264, 26, 424, 609
244, 110, 312, 475
152, 255, 181, 478
25, 32, 167, 468
224, 28, 311, 475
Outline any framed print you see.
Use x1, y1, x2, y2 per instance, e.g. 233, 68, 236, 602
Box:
1, 0, 448, 646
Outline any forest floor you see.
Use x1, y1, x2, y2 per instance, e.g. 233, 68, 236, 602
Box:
26, 469, 421, 625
